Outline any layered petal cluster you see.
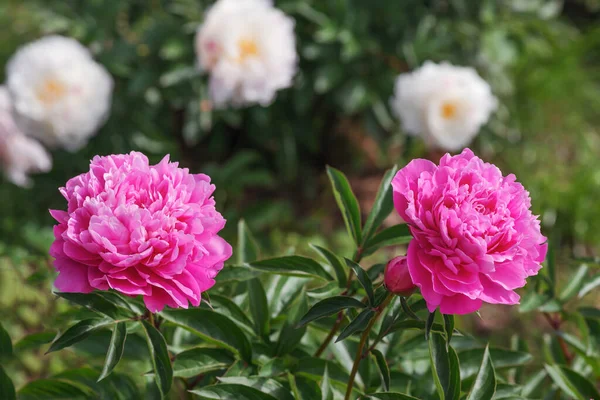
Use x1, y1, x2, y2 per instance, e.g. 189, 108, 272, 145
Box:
195, 0, 297, 107
6, 35, 113, 151
50, 152, 232, 312
392, 149, 547, 314
0, 86, 51, 187
391, 61, 497, 151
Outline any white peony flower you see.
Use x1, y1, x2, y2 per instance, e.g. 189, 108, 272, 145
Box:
0, 86, 52, 187
195, 0, 297, 107
6, 35, 113, 151
391, 61, 497, 151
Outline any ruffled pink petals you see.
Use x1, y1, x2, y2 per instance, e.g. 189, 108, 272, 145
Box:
49, 151, 231, 312
393, 149, 547, 314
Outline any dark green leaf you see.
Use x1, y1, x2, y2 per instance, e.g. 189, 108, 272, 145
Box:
98, 322, 127, 381
336, 308, 375, 342
426, 310, 436, 340
447, 346, 461, 400
297, 296, 366, 327
387, 319, 445, 336
459, 348, 533, 379
544, 364, 600, 400
248, 278, 270, 337
443, 315, 455, 344
362, 166, 398, 245
578, 307, 600, 320
320, 365, 333, 400
579, 274, 600, 299
216, 377, 293, 400
0, 322, 12, 360
173, 348, 234, 378
206, 294, 254, 332
47, 318, 114, 353
275, 291, 308, 356
139, 321, 172, 399
249, 256, 333, 281
519, 292, 551, 313
371, 349, 390, 391
368, 393, 421, 399
237, 219, 259, 264
559, 264, 589, 302
345, 258, 374, 305
190, 384, 279, 400
326, 166, 362, 244
521, 369, 547, 397
363, 224, 412, 257
400, 297, 421, 321
429, 332, 450, 400
55, 292, 128, 320
466, 346, 496, 400
160, 308, 252, 362
18, 379, 95, 400
0, 365, 15, 400
14, 332, 55, 353
216, 265, 262, 283
311, 244, 348, 288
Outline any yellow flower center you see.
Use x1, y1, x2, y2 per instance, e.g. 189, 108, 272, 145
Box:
237, 38, 259, 62
36, 78, 67, 104
441, 102, 458, 120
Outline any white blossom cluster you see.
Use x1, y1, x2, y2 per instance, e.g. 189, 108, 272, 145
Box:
0, 35, 113, 186
195, 0, 298, 107
391, 61, 497, 151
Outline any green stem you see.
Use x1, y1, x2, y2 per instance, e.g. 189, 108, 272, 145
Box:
344, 294, 394, 400
148, 312, 155, 328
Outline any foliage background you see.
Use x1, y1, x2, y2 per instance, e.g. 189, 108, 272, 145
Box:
1, 0, 600, 398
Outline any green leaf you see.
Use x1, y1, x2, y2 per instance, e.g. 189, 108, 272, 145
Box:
363, 224, 412, 257
0, 322, 12, 360
18, 379, 95, 400
521, 369, 547, 397
248, 278, 270, 337
172, 348, 234, 378
249, 256, 333, 281
371, 349, 390, 391
578, 274, 600, 299
544, 364, 600, 400
368, 393, 421, 400
336, 308, 375, 343
297, 296, 366, 327
14, 332, 55, 353
362, 166, 398, 245
206, 294, 254, 332
55, 292, 129, 320
447, 346, 461, 400
459, 348, 533, 379
466, 345, 496, 400
98, 322, 127, 382
578, 307, 600, 320
429, 332, 450, 400
190, 384, 279, 400
139, 320, 172, 399
237, 219, 259, 264
400, 297, 421, 321
0, 365, 15, 400
311, 244, 348, 288
160, 308, 252, 362
559, 264, 589, 302
275, 291, 309, 356
326, 166, 362, 245
426, 310, 436, 340
216, 266, 262, 283
321, 365, 333, 400
386, 319, 445, 336
443, 315, 454, 344
217, 377, 294, 400
345, 258, 374, 305
47, 318, 115, 353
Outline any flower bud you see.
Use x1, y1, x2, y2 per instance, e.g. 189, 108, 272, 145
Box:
384, 256, 415, 296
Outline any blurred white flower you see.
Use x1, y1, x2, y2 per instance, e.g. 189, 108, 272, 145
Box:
0, 87, 52, 187
195, 0, 297, 107
6, 35, 113, 151
391, 61, 497, 151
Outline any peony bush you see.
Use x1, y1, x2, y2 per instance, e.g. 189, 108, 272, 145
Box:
1, 2, 600, 400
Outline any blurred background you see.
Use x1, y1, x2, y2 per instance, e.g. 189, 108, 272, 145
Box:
1, 0, 599, 391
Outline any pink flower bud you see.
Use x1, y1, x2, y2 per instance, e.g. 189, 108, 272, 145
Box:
384, 256, 415, 296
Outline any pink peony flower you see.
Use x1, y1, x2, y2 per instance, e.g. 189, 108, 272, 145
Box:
49, 152, 232, 312
391, 149, 547, 315
384, 256, 416, 297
